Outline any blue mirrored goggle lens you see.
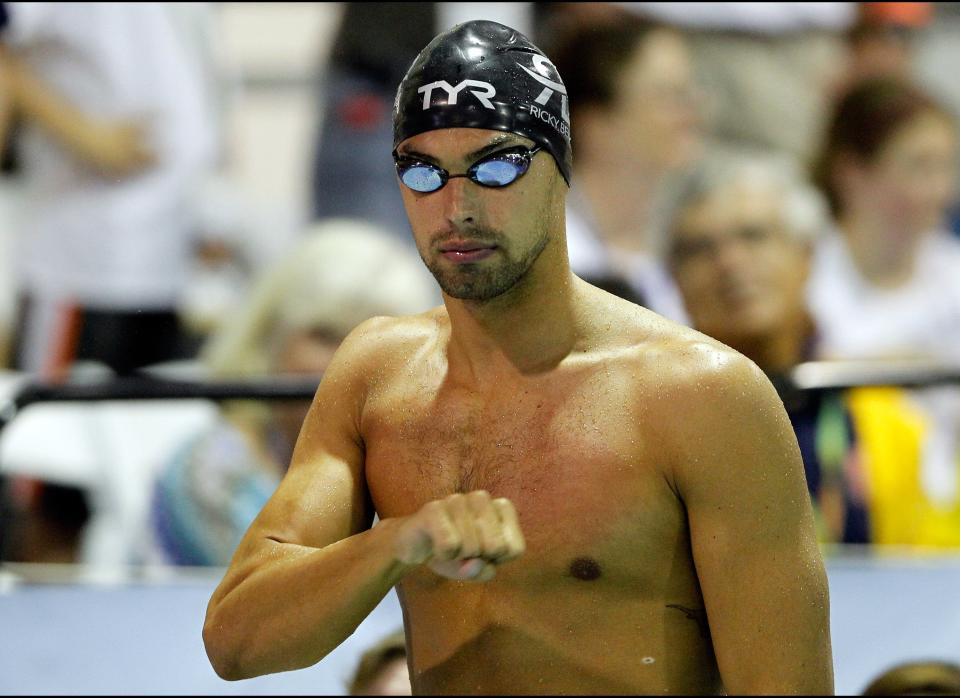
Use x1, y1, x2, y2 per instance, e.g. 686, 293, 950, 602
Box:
397, 150, 535, 192
400, 165, 445, 192
473, 158, 523, 186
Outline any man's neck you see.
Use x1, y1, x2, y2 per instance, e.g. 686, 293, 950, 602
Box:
443, 242, 586, 385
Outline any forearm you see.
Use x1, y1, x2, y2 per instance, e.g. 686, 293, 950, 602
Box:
203, 517, 412, 681
0, 47, 98, 159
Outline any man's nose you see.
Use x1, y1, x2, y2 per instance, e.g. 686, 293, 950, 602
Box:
440, 176, 479, 226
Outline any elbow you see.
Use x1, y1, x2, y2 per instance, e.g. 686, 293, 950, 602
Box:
203, 611, 252, 681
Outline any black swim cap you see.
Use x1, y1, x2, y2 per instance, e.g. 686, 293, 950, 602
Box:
393, 20, 572, 185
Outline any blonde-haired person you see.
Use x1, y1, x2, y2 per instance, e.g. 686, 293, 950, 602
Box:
149, 219, 437, 566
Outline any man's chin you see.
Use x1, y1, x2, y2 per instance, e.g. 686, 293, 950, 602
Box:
434, 271, 517, 302
440, 283, 511, 302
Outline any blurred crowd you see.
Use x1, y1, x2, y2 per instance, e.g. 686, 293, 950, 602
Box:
0, 1, 959, 584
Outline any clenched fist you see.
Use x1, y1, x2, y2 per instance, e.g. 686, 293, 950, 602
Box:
393, 491, 525, 582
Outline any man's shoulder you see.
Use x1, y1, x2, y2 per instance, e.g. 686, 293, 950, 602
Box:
596, 295, 748, 374
337, 307, 446, 372
648, 324, 754, 381
595, 302, 768, 406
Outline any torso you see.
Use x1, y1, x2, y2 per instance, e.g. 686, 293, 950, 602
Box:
360, 296, 724, 695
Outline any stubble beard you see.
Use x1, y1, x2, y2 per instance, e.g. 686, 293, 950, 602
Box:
423, 226, 550, 302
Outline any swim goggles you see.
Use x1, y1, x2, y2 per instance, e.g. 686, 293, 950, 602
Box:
393, 145, 542, 193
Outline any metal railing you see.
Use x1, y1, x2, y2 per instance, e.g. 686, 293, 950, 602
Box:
0, 374, 321, 433
2, 358, 960, 434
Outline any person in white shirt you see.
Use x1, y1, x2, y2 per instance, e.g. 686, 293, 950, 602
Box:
615, 2, 857, 165
808, 76, 960, 513
0, 2, 218, 377
808, 77, 959, 361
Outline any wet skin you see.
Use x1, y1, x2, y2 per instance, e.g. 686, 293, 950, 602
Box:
204, 128, 832, 696
362, 296, 724, 694
205, 282, 832, 695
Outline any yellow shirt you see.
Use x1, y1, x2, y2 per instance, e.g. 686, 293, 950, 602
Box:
847, 387, 960, 548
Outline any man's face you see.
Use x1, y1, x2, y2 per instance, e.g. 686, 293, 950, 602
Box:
395, 128, 564, 302
669, 182, 811, 347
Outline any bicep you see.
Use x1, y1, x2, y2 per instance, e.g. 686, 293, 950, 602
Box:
231, 337, 377, 562
242, 418, 371, 554
673, 358, 832, 693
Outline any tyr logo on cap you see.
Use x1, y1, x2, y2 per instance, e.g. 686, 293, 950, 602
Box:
518, 55, 569, 126
418, 80, 496, 110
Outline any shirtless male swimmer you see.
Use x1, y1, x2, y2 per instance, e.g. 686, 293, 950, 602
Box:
203, 21, 834, 695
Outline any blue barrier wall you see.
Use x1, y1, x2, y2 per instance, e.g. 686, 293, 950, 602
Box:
1, 554, 959, 695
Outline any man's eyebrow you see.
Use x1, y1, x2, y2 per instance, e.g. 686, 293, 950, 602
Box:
395, 148, 440, 164
465, 135, 527, 161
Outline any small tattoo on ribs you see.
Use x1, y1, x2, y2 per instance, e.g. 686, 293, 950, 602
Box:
666, 604, 711, 639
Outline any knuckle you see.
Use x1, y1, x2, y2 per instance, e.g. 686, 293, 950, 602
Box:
487, 542, 510, 559
466, 490, 491, 508
492, 497, 515, 512
434, 535, 462, 560
443, 494, 467, 512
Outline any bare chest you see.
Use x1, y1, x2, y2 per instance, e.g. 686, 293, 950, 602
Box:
362, 368, 685, 581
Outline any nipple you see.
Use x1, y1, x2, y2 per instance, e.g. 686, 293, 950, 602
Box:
568, 556, 602, 581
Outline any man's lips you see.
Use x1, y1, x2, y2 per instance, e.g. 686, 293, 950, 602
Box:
438, 240, 498, 263
440, 248, 497, 263
438, 240, 497, 252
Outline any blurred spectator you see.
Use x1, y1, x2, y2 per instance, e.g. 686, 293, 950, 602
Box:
547, 11, 701, 320
911, 3, 960, 238
310, 3, 531, 245
0, 2, 227, 565
666, 149, 960, 547
0, 479, 89, 563
808, 78, 959, 360
309, 3, 434, 243
347, 629, 411, 696
610, 2, 856, 164
665, 151, 871, 543
149, 219, 436, 566
837, 3, 960, 239
0, 2, 220, 378
862, 659, 960, 696
0, 3, 11, 366
844, 2, 934, 86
